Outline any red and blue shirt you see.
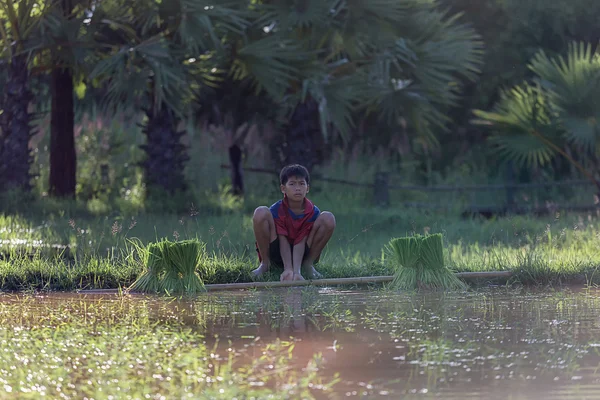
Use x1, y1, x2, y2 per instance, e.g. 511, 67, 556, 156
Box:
271, 195, 320, 245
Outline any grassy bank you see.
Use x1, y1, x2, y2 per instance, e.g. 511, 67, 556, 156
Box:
1, 189, 599, 291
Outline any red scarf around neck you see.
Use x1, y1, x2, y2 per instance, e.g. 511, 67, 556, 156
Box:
274, 194, 317, 245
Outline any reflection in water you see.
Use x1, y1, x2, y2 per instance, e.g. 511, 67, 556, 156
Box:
190, 286, 600, 399
1, 287, 600, 398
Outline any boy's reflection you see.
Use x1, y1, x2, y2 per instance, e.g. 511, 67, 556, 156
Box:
255, 288, 311, 337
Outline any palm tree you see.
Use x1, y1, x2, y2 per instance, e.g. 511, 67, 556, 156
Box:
225, 0, 483, 170
46, 0, 78, 198
473, 42, 600, 194
193, 76, 280, 195
40, 0, 110, 198
89, 0, 251, 195
0, 0, 44, 192
0, 0, 101, 198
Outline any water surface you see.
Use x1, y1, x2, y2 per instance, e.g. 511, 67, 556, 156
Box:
3, 286, 600, 399
193, 286, 600, 399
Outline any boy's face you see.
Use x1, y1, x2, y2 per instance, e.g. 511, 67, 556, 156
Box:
281, 175, 309, 202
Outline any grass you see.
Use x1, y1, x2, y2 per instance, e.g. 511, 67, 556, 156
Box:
4, 106, 597, 291
0, 185, 599, 291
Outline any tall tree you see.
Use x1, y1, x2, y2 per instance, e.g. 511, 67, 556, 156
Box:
0, 0, 45, 192
1, 0, 99, 197
48, 0, 76, 197
225, 0, 484, 170
40, 0, 99, 198
193, 77, 280, 196
90, 0, 250, 195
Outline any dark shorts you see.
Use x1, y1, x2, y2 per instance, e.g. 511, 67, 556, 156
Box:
256, 237, 319, 268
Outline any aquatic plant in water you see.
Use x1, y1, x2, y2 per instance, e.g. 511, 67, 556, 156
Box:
0, 297, 337, 399
386, 234, 467, 290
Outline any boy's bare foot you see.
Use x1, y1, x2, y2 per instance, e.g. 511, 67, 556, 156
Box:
303, 265, 323, 279
280, 269, 294, 281
293, 273, 305, 281
251, 263, 269, 278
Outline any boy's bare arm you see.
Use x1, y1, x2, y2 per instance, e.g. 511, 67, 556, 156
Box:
292, 237, 307, 275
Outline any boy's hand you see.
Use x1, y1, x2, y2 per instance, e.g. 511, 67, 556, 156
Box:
280, 269, 294, 281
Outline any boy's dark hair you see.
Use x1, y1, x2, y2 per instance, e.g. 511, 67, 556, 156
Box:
280, 164, 310, 185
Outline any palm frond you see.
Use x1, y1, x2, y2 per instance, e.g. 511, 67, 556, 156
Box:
405, 9, 483, 86
221, 0, 483, 147
488, 133, 557, 167
0, 0, 55, 58
529, 42, 600, 151
89, 0, 247, 115
0, 10, 11, 59
175, 0, 251, 54
24, 3, 96, 71
345, 0, 412, 26
333, 1, 405, 59
301, 73, 358, 141
473, 83, 561, 167
354, 3, 483, 141
256, 0, 336, 32
232, 35, 310, 98
90, 35, 189, 115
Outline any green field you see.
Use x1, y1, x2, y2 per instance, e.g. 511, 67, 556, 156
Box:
1, 183, 599, 291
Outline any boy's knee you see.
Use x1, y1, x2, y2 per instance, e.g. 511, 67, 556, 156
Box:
320, 211, 336, 230
253, 206, 270, 222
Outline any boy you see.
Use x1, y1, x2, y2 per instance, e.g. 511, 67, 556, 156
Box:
252, 164, 336, 281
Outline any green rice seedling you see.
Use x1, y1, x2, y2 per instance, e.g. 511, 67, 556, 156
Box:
420, 234, 444, 269
419, 234, 466, 290
386, 236, 422, 269
385, 236, 422, 290
128, 240, 166, 293
160, 239, 206, 295
387, 234, 467, 291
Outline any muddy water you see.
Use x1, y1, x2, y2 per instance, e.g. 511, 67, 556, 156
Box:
5, 286, 600, 399
191, 286, 600, 399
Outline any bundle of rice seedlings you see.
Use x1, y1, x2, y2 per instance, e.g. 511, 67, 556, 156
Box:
385, 236, 422, 290
128, 241, 166, 293
386, 234, 467, 291
419, 234, 466, 290
159, 239, 206, 295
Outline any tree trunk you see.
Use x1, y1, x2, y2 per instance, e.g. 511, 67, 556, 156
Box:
49, 0, 76, 198
0, 53, 33, 191
49, 67, 76, 198
276, 98, 325, 171
141, 105, 188, 194
229, 144, 244, 196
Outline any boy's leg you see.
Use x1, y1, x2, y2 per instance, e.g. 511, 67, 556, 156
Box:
252, 206, 277, 277
302, 211, 336, 278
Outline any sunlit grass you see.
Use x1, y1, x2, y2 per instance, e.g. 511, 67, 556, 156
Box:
0, 187, 599, 290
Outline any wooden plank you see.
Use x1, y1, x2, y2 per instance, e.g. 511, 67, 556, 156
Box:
205, 275, 394, 291
77, 271, 513, 294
